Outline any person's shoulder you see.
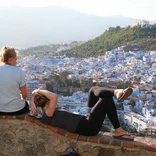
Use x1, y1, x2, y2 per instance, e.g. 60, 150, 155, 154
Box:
12, 65, 23, 71
8, 65, 24, 73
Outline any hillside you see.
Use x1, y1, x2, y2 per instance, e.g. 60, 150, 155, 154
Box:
18, 41, 84, 57
61, 24, 156, 58
19, 24, 156, 58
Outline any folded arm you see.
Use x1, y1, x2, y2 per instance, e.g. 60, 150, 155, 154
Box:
32, 89, 58, 117
29, 93, 37, 115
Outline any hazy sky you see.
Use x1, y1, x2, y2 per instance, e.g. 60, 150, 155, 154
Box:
0, 0, 155, 21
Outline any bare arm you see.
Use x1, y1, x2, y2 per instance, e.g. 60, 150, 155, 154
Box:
20, 84, 28, 99
32, 89, 58, 117
29, 93, 38, 115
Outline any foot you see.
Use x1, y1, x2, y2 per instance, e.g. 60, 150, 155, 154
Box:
114, 127, 127, 137
113, 127, 135, 141
114, 89, 124, 100
114, 87, 133, 102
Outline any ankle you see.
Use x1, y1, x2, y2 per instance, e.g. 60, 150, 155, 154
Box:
114, 89, 122, 98
115, 127, 123, 132
114, 127, 127, 136
114, 89, 118, 96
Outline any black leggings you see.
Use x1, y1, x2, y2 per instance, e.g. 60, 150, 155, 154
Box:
0, 101, 29, 115
75, 86, 120, 136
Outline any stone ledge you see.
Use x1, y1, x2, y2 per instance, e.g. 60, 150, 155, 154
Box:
0, 114, 156, 153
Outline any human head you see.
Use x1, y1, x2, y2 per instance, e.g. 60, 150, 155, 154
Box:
34, 93, 49, 108
0, 46, 18, 66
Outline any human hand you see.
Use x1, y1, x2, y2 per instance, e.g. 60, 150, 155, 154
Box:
32, 87, 42, 95
32, 89, 39, 95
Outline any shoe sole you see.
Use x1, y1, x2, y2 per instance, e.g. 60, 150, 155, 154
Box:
113, 134, 134, 141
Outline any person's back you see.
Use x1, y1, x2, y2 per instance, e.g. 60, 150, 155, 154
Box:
0, 46, 29, 115
0, 64, 26, 112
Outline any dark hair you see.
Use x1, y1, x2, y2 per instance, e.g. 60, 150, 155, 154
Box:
34, 94, 49, 108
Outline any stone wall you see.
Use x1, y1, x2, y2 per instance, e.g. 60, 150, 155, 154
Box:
0, 114, 156, 156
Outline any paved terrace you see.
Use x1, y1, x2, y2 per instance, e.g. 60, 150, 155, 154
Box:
0, 114, 156, 156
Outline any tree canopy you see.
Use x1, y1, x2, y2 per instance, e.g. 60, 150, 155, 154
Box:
62, 24, 156, 58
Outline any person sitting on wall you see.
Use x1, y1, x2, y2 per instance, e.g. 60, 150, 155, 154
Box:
0, 46, 29, 115
30, 86, 135, 140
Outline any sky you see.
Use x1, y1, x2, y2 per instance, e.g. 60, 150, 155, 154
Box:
0, 0, 156, 21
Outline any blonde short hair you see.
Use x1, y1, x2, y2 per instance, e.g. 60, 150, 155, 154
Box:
0, 46, 18, 63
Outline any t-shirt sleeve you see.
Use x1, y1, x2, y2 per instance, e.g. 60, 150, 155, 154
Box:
19, 70, 26, 87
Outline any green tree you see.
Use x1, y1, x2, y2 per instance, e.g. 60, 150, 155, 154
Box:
80, 77, 86, 91
61, 24, 156, 58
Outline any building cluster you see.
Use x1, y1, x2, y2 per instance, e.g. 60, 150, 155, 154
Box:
132, 19, 150, 27
18, 45, 156, 133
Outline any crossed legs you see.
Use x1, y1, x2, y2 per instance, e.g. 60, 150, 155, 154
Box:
76, 86, 133, 138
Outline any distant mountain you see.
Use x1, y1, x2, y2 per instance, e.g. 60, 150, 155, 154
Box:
0, 6, 150, 49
